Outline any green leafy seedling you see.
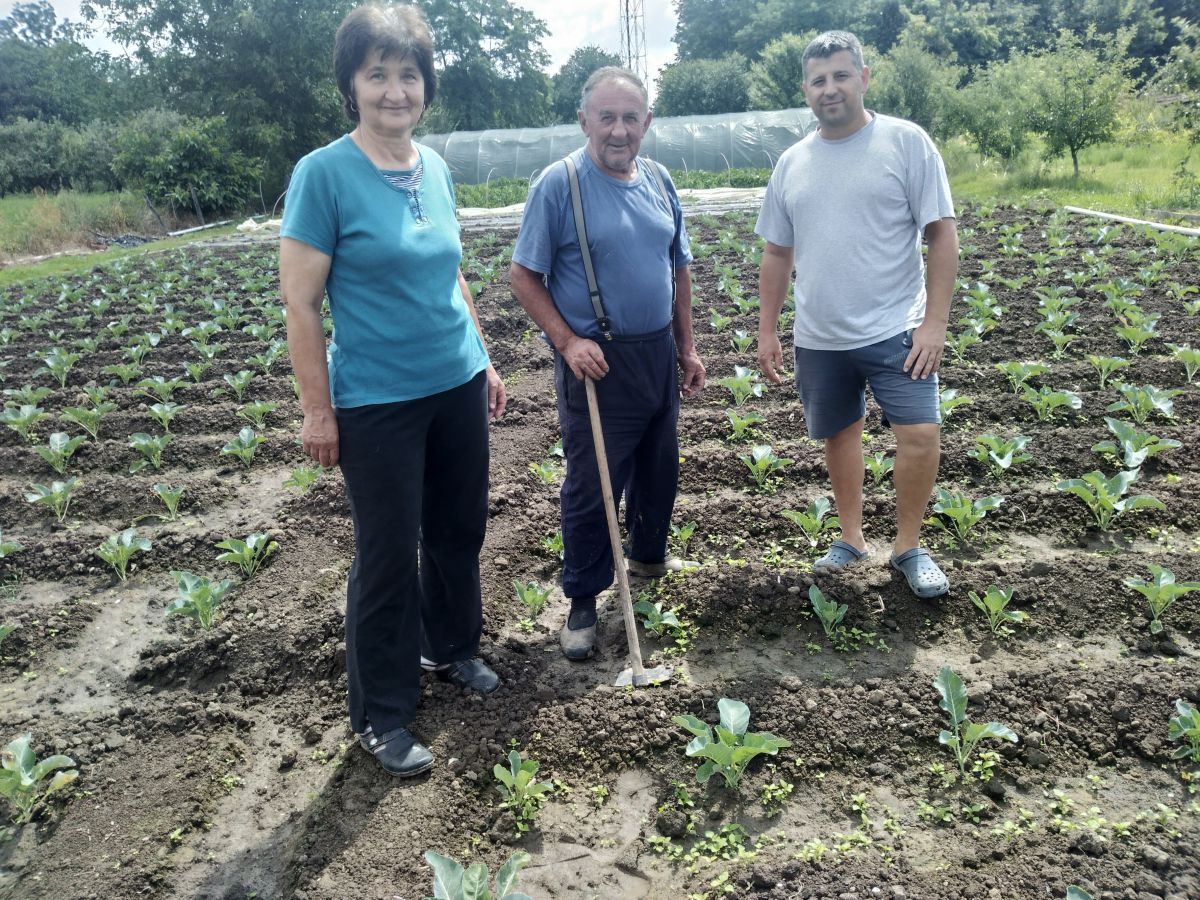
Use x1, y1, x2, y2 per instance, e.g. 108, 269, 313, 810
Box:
223, 370, 255, 401
994, 361, 1048, 394
864, 450, 893, 486
671, 698, 791, 789
1107, 383, 1179, 426
237, 400, 277, 429
423, 849, 531, 900
215, 533, 279, 578
669, 520, 697, 556
730, 329, 754, 353
1021, 385, 1082, 422
95, 528, 152, 581
633, 596, 683, 638
61, 402, 116, 440
136, 376, 183, 403
221, 426, 264, 469
0, 734, 78, 825
35, 347, 80, 388
713, 366, 765, 407
1091, 417, 1181, 470
968, 434, 1030, 478
512, 580, 551, 619
0, 528, 24, 558
493, 750, 553, 833
1085, 354, 1130, 389
1056, 470, 1164, 532
153, 483, 185, 521
738, 444, 793, 490
928, 488, 1003, 543
1, 405, 48, 442
808, 585, 847, 641
938, 388, 972, 423
148, 402, 183, 433
725, 409, 763, 442
1124, 565, 1200, 635
34, 432, 87, 475
933, 666, 1018, 779
969, 585, 1027, 638
24, 478, 80, 523
129, 432, 171, 473
1167, 699, 1200, 763
283, 465, 322, 491
527, 460, 559, 485
165, 570, 233, 629
780, 497, 839, 548
709, 309, 732, 332
1167, 344, 1200, 383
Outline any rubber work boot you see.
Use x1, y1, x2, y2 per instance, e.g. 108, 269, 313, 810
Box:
559, 597, 597, 660
626, 556, 689, 578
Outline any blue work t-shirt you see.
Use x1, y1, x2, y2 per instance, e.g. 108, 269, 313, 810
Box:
280, 136, 488, 407
513, 148, 692, 339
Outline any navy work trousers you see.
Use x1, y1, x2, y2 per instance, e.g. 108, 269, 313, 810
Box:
555, 328, 680, 600
337, 369, 489, 734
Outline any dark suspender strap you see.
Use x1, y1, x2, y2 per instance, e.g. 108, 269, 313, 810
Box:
563, 156, 611, 341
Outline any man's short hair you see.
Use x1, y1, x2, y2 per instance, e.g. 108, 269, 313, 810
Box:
802, 30, 865, 78
579, 66, 649, 114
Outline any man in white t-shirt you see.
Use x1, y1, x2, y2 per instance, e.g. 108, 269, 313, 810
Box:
756, 30, 959, 599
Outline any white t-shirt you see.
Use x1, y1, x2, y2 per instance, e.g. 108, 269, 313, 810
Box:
755, 113, 955, 351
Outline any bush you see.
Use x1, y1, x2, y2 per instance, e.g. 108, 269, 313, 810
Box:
749, 33, 814, 111
0, 118, 66, 195
656, 56, 750, 117
870, 34, 963, 140
60, 120, 121, 192
953, 56, 1036, 161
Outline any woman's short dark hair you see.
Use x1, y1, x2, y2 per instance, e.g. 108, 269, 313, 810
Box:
334, 5, 437, 123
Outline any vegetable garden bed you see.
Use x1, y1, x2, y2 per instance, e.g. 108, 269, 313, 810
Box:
0, 203, 1197, 900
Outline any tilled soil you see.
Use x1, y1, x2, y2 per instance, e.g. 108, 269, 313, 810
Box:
0, 203, 1197, 900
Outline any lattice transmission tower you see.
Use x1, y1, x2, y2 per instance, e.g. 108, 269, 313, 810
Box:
618, 0, 647, 84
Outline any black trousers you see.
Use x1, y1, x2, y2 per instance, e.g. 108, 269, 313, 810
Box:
555, 328, 680, 600
337, 369, 489, 734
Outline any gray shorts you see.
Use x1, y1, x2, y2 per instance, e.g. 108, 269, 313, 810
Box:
793, 330, 940, 440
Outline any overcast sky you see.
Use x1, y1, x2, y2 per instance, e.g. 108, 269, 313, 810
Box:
25, 0, 681, 98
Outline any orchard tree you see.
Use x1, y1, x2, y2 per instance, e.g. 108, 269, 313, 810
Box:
953, 55, 1035, 161
551, 45, 622, 123
748, 32, 813, 110
869, 33, 962, 139
1026, 31, 1130, 177
655, 55, 750, 116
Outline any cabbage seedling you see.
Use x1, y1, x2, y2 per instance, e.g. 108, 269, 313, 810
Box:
739, 444, 793, 490
994, 361, 1048, 395
1091, 418, 1180, 470
95, 528, 152, 581
129, 432, 171, 473
424, 849, 531, 900
730, 329, 754, 353
34, 432, 87, 475
215, 532, 279, 578
938, 388, 971, 423
1124, 565, 1200, 635
1021, 386, 1082, 422
35, 348, 80, 388
0, 734, 77, 825
184, 361, 211, 383
669, 520, 697, 556
1085, 354, 1130, 389
1167, 344, 1200, 383
283, 465, 321, 492
633, 596, 683, 639
62, 402, 116, 440
24, 478, 79, 523
153, 483, 185, 521
148, 402, 182, 434
714, 366, 765, 407
237, 401, 277, 429
102, 362, 142, 385
1056, 470, 1164, 532
725, 409, 763, 442
165, 570, 233, 629
1167, 699, 1200, 763
969, 586, 1027, 638
709, 309, 732, 333
223, 370, 255, 402
808, 585, 847, 641
3, 384, 53, 406
933, 666, 1018, 779
493, 750, 553, 833
671, 698, 791, 789
1, 405, 48, 442
221, 427, 264, 469
780, 497, 839, 548
0, 529, 23, 558
527, 460, 559, 485
512, 580, 550, 619
927, 488, 1003, 544
968, 434, 1030, 478
135, 376, 183, 403
1107, 384, 1179, 425
864, 450, 893, 486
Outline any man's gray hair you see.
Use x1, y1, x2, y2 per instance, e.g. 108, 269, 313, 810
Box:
802, 30, 865, 78
580, 66, 649, 113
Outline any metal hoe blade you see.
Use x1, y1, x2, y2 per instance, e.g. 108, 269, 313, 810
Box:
614, 664, 673, 688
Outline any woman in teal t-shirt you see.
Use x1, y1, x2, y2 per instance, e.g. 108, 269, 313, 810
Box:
280, 4, 506, 779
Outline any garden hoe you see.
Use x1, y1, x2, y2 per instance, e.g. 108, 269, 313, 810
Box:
584, 377, 673, 688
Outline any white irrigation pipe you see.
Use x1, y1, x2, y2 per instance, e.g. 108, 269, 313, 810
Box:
1063, 206, 1200, 237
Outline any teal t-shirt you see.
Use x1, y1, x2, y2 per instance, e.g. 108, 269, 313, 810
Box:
280, 135, 488, 407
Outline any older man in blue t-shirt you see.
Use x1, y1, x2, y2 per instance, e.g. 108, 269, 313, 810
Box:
511, 66, 705, 661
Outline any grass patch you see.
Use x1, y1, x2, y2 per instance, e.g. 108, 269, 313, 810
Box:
0, 190, 160, 259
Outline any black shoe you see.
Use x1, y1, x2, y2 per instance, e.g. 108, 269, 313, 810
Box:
435, 657, 500, 694
358, 725, 434, 778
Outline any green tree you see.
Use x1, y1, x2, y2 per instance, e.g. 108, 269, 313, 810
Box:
1154, 17, 1200, 144
953, 55, 1035, 161
656, 55, 750, 116
869, 32, 962, 139
551, 45, 622, 123
1025, 31, 1130, 177
748, 32, 813, 110
673, 0, 759, 60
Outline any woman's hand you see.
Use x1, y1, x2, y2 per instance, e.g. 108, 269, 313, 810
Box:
301, 406, 340, 467
486, 365, 507, 420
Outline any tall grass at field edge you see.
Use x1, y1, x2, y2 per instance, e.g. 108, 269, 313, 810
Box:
0, 190, 159, 260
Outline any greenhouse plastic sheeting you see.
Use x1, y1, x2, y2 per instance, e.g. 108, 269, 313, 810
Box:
421, 107, 817, 184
